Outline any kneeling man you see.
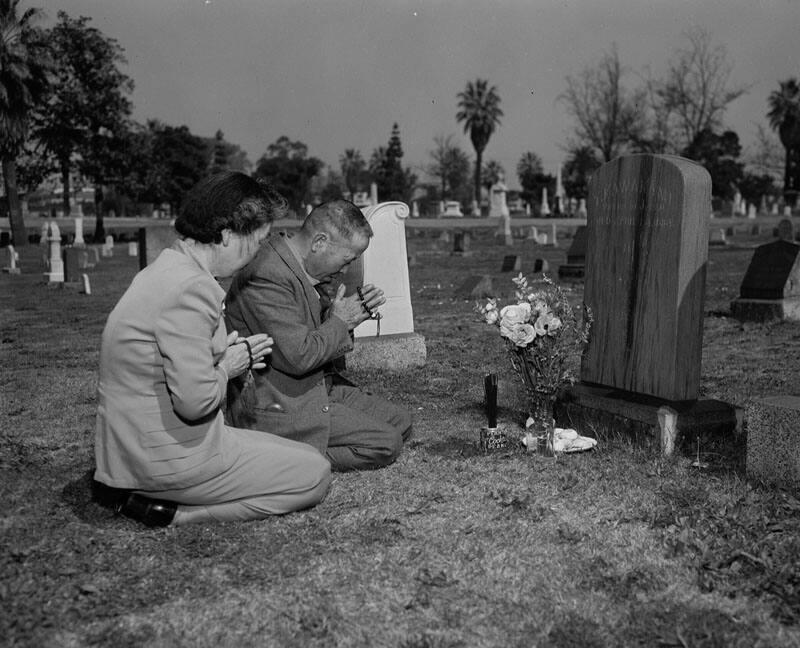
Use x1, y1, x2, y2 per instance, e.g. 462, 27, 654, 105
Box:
225, 199, 412, 471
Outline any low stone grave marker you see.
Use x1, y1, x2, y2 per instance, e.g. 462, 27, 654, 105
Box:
451, 231, 471, 256
456, 275, 494, 299
776, 218, 795, 241
557, 154, 738, 453
128, 241, 138, 257
2, 244, 20, 274
441, 201, 464, 217
500, 255, 521, 272
63, 247, 83, 284
708, 229, 728, 246
87, 246, 100, 266
81, 273, 91, 295
101, 234, 114, 257
533, 258, 549, 273
557, 226, 587, 279
730, 239, 800, 321
746, 396, 800, 487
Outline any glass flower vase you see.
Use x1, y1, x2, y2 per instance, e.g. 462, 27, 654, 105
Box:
528, 392, 556, 457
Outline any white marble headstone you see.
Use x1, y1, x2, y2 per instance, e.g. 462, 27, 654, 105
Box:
355, 201, 414, 337
46, 222, 64, 282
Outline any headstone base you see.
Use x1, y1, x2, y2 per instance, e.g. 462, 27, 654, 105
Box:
746, 395, 800, 487
730, 297, 800, 322
557, 264, 585, 279
347, 332, 426, 371
555, 383, 742, 455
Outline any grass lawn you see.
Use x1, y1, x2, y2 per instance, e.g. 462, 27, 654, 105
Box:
1, 229, 799, 647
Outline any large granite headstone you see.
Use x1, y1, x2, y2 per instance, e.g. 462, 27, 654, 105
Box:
343, 201, 426, 370
730, 239, 800, 321
557, 154, 739, 453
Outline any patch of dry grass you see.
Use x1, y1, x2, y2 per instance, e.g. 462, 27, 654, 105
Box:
1, 231, 799, 647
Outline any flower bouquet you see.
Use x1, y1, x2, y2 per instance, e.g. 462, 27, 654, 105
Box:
476, 273, 592, 455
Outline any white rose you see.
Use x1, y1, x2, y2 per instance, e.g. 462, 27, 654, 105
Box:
504, 323, 536, 347
499, 302, 531, 327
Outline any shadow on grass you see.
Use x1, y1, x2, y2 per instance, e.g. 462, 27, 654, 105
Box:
420, 436, 485, 459
61, 468, 122, 526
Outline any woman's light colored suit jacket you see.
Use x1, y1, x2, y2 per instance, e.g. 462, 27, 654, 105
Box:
94, 240, 233, 491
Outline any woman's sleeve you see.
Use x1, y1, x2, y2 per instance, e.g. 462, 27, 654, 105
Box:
153, 277, 227, 421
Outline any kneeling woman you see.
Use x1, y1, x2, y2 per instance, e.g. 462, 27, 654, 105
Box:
94, 172, 331, 526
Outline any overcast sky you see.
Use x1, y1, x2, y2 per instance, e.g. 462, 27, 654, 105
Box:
46, 0, 800, 189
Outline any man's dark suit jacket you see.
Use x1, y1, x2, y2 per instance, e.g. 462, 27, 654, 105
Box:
224, 233, 353, 454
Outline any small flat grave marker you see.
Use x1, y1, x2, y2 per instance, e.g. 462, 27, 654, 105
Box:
533, 258, 550, 273
500, 255, 521, 272
709, 229, 728, 246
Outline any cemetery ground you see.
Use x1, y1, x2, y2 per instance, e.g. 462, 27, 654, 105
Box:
2, 228, 799, 648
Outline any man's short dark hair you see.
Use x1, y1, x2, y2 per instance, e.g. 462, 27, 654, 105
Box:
303, 200, 373, 241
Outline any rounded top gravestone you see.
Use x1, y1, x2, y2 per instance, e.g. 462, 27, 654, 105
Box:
581, 154, 711, 402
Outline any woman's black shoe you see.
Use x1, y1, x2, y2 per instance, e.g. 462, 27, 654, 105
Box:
118, 493, 178, 527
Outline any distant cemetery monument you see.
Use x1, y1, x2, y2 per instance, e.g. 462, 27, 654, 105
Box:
556, 154, 739, 452
489, 174, 512, 246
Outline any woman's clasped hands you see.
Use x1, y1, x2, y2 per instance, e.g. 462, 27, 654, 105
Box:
220, 331, 273, 379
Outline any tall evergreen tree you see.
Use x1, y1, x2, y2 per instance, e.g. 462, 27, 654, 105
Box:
369, 123, 415, 202
456, 79, 503, 201
0, 0, 51, 246
32, 11, 133, 234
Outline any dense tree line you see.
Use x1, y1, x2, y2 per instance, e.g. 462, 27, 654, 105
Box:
2, 3, 796, 245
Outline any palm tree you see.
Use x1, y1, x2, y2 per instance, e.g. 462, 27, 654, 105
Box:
456, 79, 503, 202
0, 0, 51, 246
767, 78, 800, 206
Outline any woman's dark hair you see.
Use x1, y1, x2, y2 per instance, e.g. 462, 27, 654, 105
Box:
175, 172, 288, 244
